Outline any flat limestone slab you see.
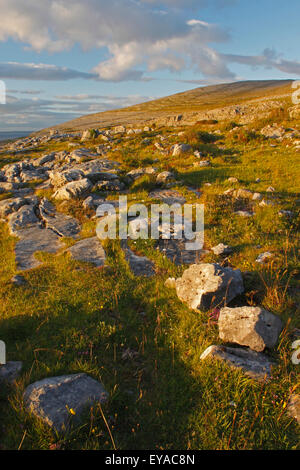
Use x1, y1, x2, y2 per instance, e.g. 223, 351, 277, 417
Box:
121, 241, 155, 277
24, 373, 108, 431
15, 226, 64, 270
66, 237, 106, 267
39, 199, 81, 238
200, 345, 275, 381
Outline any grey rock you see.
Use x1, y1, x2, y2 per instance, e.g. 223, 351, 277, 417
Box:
39, 199, 81, 238
54, 178, 92, 200
14, 226, 63, 270
121, 241, 155, 277
172, 143, 192, 157
8, 205, 39, 235
211, 243, 233, 256
66, 237, 106, 267
0, 197, 27, 218
200, 345, 275, 381
0, 362, 23, 384
82, 195, 105, 210
24, 373, 108, 431
156, 171, 174, 184
49, 168, 84, 188
0, 182, 18, 193
149, 189, 185, 205
234, 210, 253, 217
218, 306, 282, 352
175, 263, 244, 311
256, 252, 273, 263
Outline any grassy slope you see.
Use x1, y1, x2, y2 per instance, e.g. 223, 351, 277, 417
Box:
43, 80, 293, 133
0, 101, 299, 450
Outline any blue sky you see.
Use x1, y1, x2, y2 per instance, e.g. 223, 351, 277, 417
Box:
0, 0, 299, 131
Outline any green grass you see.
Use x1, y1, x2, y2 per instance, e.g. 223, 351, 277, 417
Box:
0, 111, 299, 450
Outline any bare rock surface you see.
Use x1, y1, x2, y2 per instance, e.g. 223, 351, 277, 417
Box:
8, 205, 40, 236
218, 306, 282, 352
54, 178, 92, 200
24, 374, 108, 431
39, 199, 81, 238
200, 345, 275, 381
66, 237, 106, 267
121, 241, 155, 277
15, 226, 64, 270
175, 263, 244, 311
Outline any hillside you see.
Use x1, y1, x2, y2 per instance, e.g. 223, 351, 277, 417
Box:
44, 79, 293, 133
0, 81, 299, 450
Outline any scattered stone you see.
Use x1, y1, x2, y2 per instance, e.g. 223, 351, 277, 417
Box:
194, 160, 211, 167
24, 374, 108, 431
252, 192, 263, 201
211, 243, 233, 256
256, 252, 273, 263
259, 199, 275, 207
172, 143, 192, 157
266, 186, 275, 192
175, 263, 244, 311
156, 171, 174, 184
234, 210, 253, 217
149, 189, 186, 205
82, 195, 105, 210
218, 306, 282, 352
227, 177, 239, 183
66, 237, 106, 267
234, 188, 253, 199
200, 345, 275, 381
0, 362, 23, 385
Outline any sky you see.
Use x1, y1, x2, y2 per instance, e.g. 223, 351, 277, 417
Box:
0, 0, 300, 131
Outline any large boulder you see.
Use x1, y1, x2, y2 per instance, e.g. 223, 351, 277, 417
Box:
24, 373, 108, 431
175, 263, 244, 311
49, 168, 84, 188
200, 345, 275, 381
54, 178, 92, 200
218, 306, 282, 352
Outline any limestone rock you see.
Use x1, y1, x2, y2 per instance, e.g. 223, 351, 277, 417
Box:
200, 345, 275, 381
172, 143, 192, 157
175, 263, 244, 311
8, 205, 39, 235
0, 197, 27, 218
39, 199, 81, 238
66, 237, 106, 267
54, 178, 92, 200
14, 226, 63, 270
211, 243, 233, 256
218, 306, 282, 352
24, 373, 108, 431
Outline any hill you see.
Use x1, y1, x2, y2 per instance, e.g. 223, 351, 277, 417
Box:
44, 79, 293, 133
